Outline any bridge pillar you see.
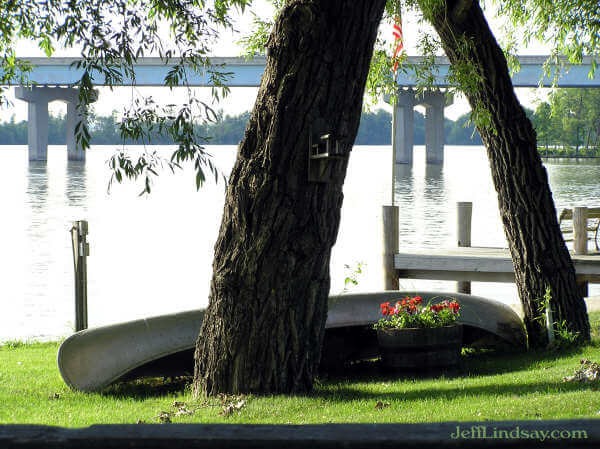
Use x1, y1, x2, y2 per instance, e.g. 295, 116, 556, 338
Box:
66, 102, 87, 161
390, 89, 417, 164
386, 89, 453, 165
421, 90, 452, 164
25, 96, 49, 161
15, 86, 96, 162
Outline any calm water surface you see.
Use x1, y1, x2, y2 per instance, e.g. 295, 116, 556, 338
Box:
1, 145, 599, 341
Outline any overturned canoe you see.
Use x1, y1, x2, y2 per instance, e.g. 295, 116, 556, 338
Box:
58, 291, 525, 392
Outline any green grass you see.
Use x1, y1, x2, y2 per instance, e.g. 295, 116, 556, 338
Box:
2, 314, 600, 427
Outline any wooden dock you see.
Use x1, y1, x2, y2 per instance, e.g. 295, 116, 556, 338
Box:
382, 203, 600, 296
394, 246, 600, 284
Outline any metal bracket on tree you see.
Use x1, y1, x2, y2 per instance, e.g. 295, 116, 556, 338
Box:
307, 128, 347, 183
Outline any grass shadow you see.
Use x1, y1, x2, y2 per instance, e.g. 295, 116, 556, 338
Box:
320, 343, 586, 384
309, 343, 599, 403
312, 377, 599, 406
101, 376, 192, 399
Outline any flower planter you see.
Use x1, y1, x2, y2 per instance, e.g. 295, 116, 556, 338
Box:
376, 325, 463, 369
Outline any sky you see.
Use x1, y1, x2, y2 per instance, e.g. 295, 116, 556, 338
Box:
1, 1, 551, 124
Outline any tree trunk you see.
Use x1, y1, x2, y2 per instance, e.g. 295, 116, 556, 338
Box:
193, 0, 386, 395
418, 0, 590, 347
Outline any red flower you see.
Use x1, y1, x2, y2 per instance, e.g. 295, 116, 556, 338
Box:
449, 301, 460, 313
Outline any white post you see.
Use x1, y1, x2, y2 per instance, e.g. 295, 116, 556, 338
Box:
457, 202, 473, 294
382, 205, 400, 290
545, 303, 555, 345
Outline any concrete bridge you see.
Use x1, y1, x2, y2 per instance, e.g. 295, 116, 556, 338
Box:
7, 55, 600, 162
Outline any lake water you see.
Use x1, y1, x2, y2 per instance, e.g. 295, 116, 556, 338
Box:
1, 145, 599, 341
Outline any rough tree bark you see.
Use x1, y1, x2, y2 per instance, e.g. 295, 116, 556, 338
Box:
193, 0, 387, 395
418, 0, 590, 346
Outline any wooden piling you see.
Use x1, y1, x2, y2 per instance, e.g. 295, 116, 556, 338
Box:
573, 206, 588, 255
573, 207, 589, 298
457, 202, 472, 294
382, 206, 399, 290
71, 220, 89, 332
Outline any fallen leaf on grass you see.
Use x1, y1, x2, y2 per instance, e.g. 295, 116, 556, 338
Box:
220, 399, 246, 417
174, 405, 195, 417
48, 393, 60, 400
564, 359, 600, 383
375, 401, 390, 409
157, 412, 172, 423
169, 401, 197, 417
217, 393, 246, 404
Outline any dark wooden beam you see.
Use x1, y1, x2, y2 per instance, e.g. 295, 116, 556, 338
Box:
1, 421, 599, 448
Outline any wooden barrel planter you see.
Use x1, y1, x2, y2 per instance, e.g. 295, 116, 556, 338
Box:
377, 325, 463, 369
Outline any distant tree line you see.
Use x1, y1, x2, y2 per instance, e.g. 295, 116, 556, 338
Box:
22, 102, 600, 151
0, 108, 487, 146
5, 94, 599, 154
531, 88, 600, 157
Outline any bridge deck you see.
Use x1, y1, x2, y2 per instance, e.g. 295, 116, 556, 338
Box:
395, 246, 600, 283
4, 55, 600, 87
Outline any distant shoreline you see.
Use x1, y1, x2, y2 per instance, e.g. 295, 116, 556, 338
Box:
541, 155, 600, 159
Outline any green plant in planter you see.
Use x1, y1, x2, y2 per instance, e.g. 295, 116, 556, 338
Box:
373, 296, 461, 330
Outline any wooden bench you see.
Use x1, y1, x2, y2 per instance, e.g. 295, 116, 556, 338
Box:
559, 207, 600, 251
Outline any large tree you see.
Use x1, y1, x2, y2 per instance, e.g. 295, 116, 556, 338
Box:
2, 0, 596, 395
193, 0, 387, 395
412, 0, 590, 346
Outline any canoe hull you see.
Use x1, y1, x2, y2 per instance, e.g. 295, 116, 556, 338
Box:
58, 291, 525, 391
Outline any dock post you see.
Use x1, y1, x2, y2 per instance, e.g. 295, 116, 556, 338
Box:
383, 205, 399, 290
573, 207, 589, 298
71, 220, 89, 331
457, 202, 472, 294
573, 207, 588, 255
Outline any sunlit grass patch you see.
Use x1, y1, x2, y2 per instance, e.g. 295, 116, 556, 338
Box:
1, 313, 600, 426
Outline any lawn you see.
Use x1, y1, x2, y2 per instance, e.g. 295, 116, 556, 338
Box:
1, 314, 600, 427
